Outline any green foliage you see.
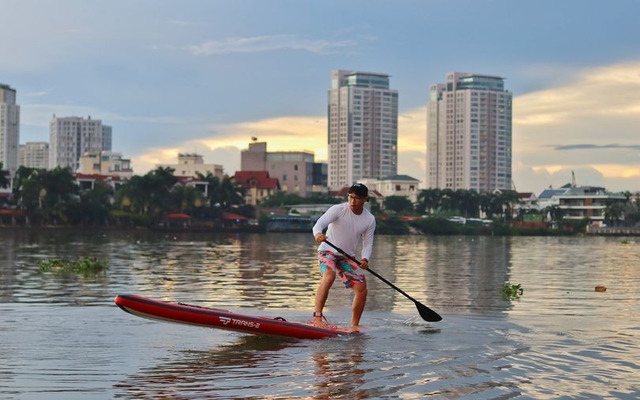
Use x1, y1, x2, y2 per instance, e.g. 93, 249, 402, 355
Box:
107, 210, 154, 226
375, 215, 410, 234
501, 283, 523, 300
383, 195, 414, 214
38, 257, 108, 275
564, 218, 589, 233
116, 167, 177, 216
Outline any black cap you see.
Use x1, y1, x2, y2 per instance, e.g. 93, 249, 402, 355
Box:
349, 183, 368, 197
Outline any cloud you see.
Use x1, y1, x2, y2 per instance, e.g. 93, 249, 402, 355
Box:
554, 144, 640, 151
132, 107, 430, 184
398, 106, 427, 153
133, 145, 241, 179
21, 104, 198, 128
167, 19, 195, 26
24, 90, 52, 98
186, 34, 359, 56
131, 62, 640, 193
131, 115, 328, 176
513, 61, 640, 192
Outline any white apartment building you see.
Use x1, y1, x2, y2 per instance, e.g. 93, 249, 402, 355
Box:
328, 70, 398, 189
157, 153, 224, 178
427, 72, 512, 192
0, 84, 20, 177
49, 115, 111, 170
19, 142, 49, 169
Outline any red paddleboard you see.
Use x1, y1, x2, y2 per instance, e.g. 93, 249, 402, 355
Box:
114, 294, 355, 340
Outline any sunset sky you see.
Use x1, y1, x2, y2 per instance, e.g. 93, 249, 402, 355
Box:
3, 0, 639, 193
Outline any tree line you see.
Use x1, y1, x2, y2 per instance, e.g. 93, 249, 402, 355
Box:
1, 163, 637, 229
2, 165, 247, 226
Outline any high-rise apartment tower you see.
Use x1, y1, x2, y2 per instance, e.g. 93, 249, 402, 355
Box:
328, 70, 398, 189
49, 115, 112, 171
427, 72, 512, 192
0, 84, 20, 177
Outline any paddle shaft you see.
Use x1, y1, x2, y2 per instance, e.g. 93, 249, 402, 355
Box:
324, 240, 422, 306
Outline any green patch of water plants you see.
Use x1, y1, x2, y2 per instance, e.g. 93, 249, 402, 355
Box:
501, 283, 523, 301
38, 257, 108, 275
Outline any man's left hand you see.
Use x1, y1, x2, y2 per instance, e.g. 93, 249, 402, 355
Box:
359, 258, 369, 270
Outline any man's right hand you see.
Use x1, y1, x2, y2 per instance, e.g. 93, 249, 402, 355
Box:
315, 233, 326, 243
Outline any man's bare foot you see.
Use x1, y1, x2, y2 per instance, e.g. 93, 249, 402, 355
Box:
349, 325, 360, 333
313, 316, 331, 328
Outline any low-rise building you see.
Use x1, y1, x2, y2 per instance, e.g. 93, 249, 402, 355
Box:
157, 153, 223, 179
78, 151, 133, 178
536, 186, 571, 210
75, 173, 127, 191
232, 171, 280, 206
359, 174, 420, 203
241, 140, 327, 197
557, 186, 626, 226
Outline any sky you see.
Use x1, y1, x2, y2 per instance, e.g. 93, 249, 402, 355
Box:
2, 0, 639, 194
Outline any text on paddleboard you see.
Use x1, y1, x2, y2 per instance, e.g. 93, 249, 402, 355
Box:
219, 316, 260, 329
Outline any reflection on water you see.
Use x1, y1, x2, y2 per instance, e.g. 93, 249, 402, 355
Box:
0, 230, 639, 398
115, 335, 371, 399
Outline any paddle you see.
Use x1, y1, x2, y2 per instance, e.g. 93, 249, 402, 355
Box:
324, 239, 442, 322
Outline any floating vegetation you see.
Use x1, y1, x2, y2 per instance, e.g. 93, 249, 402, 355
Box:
501, 283, 523, 301
38, 257, 108, 275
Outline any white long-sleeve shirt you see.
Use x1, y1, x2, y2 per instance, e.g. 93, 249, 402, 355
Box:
312, 203, 376, 260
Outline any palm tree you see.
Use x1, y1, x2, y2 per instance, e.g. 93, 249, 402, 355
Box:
12, 166, 41, 212
416, 188, 441, 214
119, 167, 177, 216
76, 182, 114, 225
218, 176, 245, 208
384, 195, 414, 214
455, 189, 480, 218
20, 166, 79, 224
603, 200, 625, 227
196, 172, 221, 206
479, 192, 497, 219
543, 205, 565, 227
171, 185, 205, 214
439, 188, 455, 212
496, 190, 521, 222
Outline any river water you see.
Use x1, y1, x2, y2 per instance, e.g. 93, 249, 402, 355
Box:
0, 229, 638, 399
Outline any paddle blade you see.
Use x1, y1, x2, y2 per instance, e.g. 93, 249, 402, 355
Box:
415, 301, 442, 322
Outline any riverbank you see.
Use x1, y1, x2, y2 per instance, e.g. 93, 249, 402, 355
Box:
3, 221, 639, 236
586, 226, 640, 236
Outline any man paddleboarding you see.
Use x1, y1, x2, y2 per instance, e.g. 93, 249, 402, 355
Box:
312, 183, 376, 330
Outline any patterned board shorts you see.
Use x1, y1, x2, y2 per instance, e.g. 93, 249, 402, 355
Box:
318, 250, 366, 288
